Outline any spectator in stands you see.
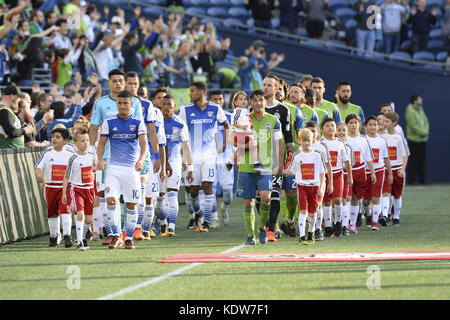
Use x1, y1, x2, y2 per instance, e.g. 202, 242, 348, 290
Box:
44, 9, 57, 25
442, 0, 450, 56
381, 0, 407, 54
17, 93, 50, 147
0, 85, 33, 149
244, 0, 279, 30
303, 0, 328, 40
46, 100, 82, 140
29, 9, 45, 36
53, 18, 72, 50
122, 23, 146, 79
408, 0, 438, 53
405, 94, 429, 185
279, 0, 303, 35
354, 0, 377, 56
172, 40, 193, 88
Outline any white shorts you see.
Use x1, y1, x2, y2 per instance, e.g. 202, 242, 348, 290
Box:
216, 163, 234, 189
145, 160, 160, 199
160, 162, 182, 193
189, 158, 216, 186
105, 165, 141, 203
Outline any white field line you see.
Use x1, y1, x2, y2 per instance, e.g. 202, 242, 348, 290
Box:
96, 242, 248, 300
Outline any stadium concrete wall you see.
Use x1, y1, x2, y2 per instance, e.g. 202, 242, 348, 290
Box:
220, 27, 450, 183
0, 147, 49, 244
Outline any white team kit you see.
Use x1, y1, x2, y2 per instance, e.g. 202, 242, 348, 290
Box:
288, 150, 326, 186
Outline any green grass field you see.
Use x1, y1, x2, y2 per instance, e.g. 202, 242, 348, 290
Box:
1, 184, 450, 300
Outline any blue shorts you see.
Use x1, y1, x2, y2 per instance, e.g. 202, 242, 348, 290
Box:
236, 171, 272, 199
282, 175, 296, 190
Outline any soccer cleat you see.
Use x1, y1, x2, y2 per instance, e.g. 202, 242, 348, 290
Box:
365, 215, 373, 228
167, 228, 176, 237
194, 212, 203, 231
77, 242, 87, 251
370, 223, 379, 231
342, 226, 350, 236
210, 219, 220, 229
82, 239, 90, 250
279, 222, 289, 235
258, 228, 268, 244
117, 236, 124, 248
298, 236, 309, 245
349, 224, 358, 234
85, 228, 93, 241
378, 216, 388, 227
288, 221, 296, 237
314, 229, 324, 241
356, 213, 363, 227
142, 231, 152, 240
121, 231, 127, 243
275, 230, 282, 239
245, 236, 256, 245
49, 237, 58, 247
334, 222, 342, 237
124, 239, 135, 249
307, 232, 315, 245
199, 221, 209, 233
149, 229, 156, 238
187, 218, 195, 229
267, 231, 277, 242
324, 227, 333, 238
102, 235, 113, 245
392, 218, 400, 226
92, 231, 101, 241
225, 162, 233, 172
64, 235, 73, 248
108, 236, 120, 249
160, 225, 168, 236
133, 227, 145, 241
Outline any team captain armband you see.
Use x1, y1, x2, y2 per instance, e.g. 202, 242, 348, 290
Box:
154, 152, 160, 160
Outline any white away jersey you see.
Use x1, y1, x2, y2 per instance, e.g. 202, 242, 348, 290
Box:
346, 135, 374, 170
287, 150, 325, 186
366, 135, 389, 171
164, 115, 189, 164
65, 152, 96, 188
35, 148, 74, 186
319, 137, 349, 172
381, 132, 408, 168
231, 107, 251, 133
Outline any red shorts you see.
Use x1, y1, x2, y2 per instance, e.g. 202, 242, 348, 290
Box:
323, 170, 343, 202
342, 172, 351, 199
297, 185, 319, 214
45, 185, 70, 218
70, 186, 95, 215
391, 168, 405, 198
364, 169, 385, 200
351, 167, 367, 199
382, 169, 392, 194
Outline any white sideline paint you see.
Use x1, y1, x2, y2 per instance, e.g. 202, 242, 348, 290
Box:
96, 243, 247, 300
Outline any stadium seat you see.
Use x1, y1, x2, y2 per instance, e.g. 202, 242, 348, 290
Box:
142, 7, 165, 18
426, 40, 444, 54
211, 0, 232, 8
328, 0, 349, 13
436, 51, 448, 62
222, 17, 245, 28
389, 51, 412, 65
400, 40, 412, 52
429, 29, 443, 40
148, 0, 166, 5
413, 51, 436, 63
230, 0, 245, 6
302, 40, 325, 48
335, 7, 357, 24
199, 17, 221, 28
186, 7, 206, 16
424, 63, 442, 70
297, 29, 308, 38
191, 0, 210, 7
207, 7, 228, 18
228, 7, 251, 19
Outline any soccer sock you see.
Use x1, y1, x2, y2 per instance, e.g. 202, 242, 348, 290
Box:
393, 197, 402, 219
350, 205, 359, 226
372, 204, 381, 224
83, 222, 91, 239
100, 198, 111, 235
298, 213, 307, 238
185, 191, 195, 219
364, 205, 371, 217
92, 206, 100, 234
222, 188, 233, 207
48, 217, 59, 238
342, 204, 350, 227
389, 195, 394, 214
120, 203, 127, 232
76, 220, 84, 244
243, 205, 255, 238
60, 213, 72, 236
199, 190, 205, 214
334, 204, 342, 224
107, 205, 119, 236
323, 206, 332, 227
211, 196, 218, 221
315, 207, 323, 230
307, 215, 316, 234
143, 204, 155, 233
268, 189, 280, 232
155, 195, 166, 221
280, 194, 288, 221
189, 194, 200, 213
203, 194, 215, 223
258, 203, 271, 230
136, 184, 146, 229
381, 196, 390, 218
286, 193, 298, 221
167, 191, 179, 231
125, 209, 137, 240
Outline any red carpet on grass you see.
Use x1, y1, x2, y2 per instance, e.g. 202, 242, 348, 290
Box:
158, 251, 450, 263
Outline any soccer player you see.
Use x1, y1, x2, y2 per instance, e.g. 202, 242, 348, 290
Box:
345, 114, 376, 233
211, 90, 234, 227
380, 112, 408, 226
96, 90, 148, 249
288, 82, 319, 126
284, 128, 326, 245
125, 73, 164, 241
159, 94, 194, 236
62, 129, 96, 251
236, 90, 284, 245
320, 118, 353, 238
261, 75, 294, 242
311, 77, 342, 124
363, 116, 393, 231
178, 82, 231, 232
35, 127, 74, 247
88, 69, 143, 247
335, 81, 365, 126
